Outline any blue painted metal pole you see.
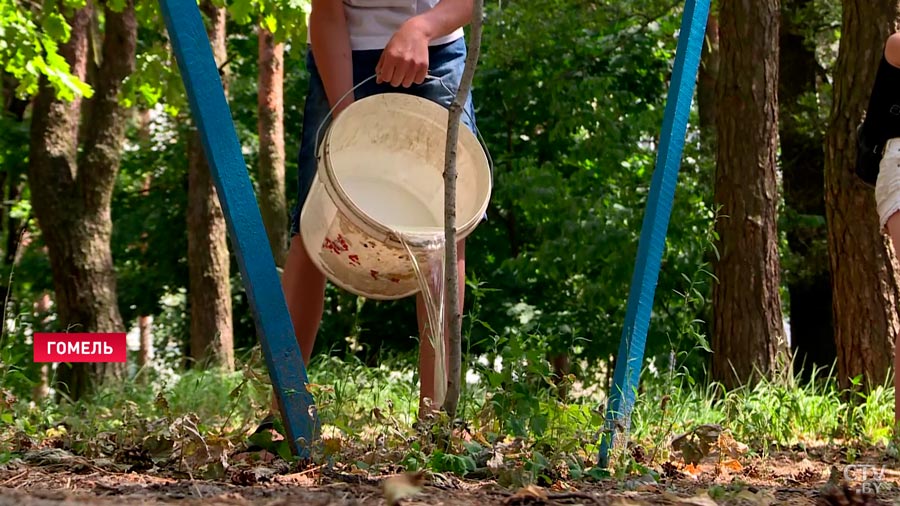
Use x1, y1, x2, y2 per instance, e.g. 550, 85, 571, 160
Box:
158, 0, 318, 457
597, 0, 709, 467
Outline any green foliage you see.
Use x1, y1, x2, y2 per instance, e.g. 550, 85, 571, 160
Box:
0, 0, 92, 100
1, 0, 724, 380
3, 0, 881, 493
630, 360, 897, 457
112, 114, 190, 323
462, 0, 718, 372
223, 0, 310, 41
1, 349, 896, 486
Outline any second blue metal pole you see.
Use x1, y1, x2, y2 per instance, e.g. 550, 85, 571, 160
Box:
597, 0, 710, 467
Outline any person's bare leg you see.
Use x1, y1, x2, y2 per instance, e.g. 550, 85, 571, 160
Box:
269, 234, 327, 415
417, 239, 466, 416
883, 33, 900, 427
887, 213, 900, 426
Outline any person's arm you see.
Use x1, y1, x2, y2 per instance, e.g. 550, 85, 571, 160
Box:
309, 0, 355, 115
376, 0, 474, 88
405, 0, 473, 42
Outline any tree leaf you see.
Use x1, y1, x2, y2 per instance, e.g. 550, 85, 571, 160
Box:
263, 13, 276, 34
41, 13, 70, 42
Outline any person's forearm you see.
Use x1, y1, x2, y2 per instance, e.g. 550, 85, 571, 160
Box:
309, 1, 354, 111
403, 0, 473, 42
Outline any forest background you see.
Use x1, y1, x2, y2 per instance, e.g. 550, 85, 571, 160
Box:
2, 0, 900, 482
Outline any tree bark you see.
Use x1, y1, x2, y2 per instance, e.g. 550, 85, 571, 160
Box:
697, 11, 719, 134
1, 75, 25, 261
257, 26, 288, 268
27, 0, 137, 401
187, 0, 234, 372
5, 180, 24, 266
825, 1, 900, 393
138, 315, 153, 367
0, 171, 6, 256
3, 71, 30, 121
778, 0, 835, 379
712, 0, 787, 390
136, 314, 153, 383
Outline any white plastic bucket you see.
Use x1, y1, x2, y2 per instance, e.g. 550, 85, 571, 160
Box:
299, 92, 492, 300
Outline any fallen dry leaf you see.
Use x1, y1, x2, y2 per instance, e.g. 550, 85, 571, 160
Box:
683, 463, 702, 476
503, 484, 548, 505
717, 430, 749, 458
672, 424, 722, 466
382, 470, 426, 506
734, 489, 777, 506
721, 458, 743, 472
677, 492, 719, 506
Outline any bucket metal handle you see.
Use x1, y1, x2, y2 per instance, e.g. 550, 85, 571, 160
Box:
313, 73, 493, 173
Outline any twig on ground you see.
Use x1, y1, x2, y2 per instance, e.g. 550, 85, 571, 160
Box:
321, 467, 382, 487
0, 470, 28, 487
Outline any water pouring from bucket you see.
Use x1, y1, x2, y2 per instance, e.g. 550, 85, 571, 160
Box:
299, 88, 491, 408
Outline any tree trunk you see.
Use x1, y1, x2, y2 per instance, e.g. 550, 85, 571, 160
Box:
711, 0, 787, 390
31, 293, 53, 402
187, 0, 234, 372
825, 1, 900, 393
778, 0, 835, 379
257, 26, 288, 268
27, 0, 137, 401
0, 171, 6, 258
549, 352, 570, 397
138, 315, 153, 366
5, 180, 24, 266
697, 11, 719, 133
3, 71, 30, 121
136, 314, 153, 382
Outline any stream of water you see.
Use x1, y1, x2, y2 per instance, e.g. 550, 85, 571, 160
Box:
397, 230, 447, 409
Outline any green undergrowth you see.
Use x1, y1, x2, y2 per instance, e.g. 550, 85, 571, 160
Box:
1, 345, 898, 487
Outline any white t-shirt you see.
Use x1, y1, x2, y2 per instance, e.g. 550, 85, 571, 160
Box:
308, 0, 465, 51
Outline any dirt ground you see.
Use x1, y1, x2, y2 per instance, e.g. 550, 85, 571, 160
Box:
1, 445, 900, 505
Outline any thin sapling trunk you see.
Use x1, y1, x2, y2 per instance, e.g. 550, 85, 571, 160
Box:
442, 0, 484, 419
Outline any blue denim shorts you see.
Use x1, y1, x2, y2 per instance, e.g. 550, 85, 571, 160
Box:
290, 37, 478, 236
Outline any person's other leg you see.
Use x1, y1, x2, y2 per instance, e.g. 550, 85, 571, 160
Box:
871, 32, 900, 425
886, 208, 900, 426
268, 50, 332, 417
278, 47, 410, 416
413, 38, 480, 413
307, 40, 481, 414
417, 239, 466, 413
286, 50, 334, 364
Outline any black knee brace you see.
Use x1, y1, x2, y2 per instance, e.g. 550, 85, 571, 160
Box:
857, 55, 900, 186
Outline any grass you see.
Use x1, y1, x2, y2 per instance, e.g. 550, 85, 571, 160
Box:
1, 341, 897, 486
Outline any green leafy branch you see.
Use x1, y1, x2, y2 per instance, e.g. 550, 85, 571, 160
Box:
1, 0, 93, 101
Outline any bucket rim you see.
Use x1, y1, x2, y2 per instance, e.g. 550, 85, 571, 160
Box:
319, 93, 492, 243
